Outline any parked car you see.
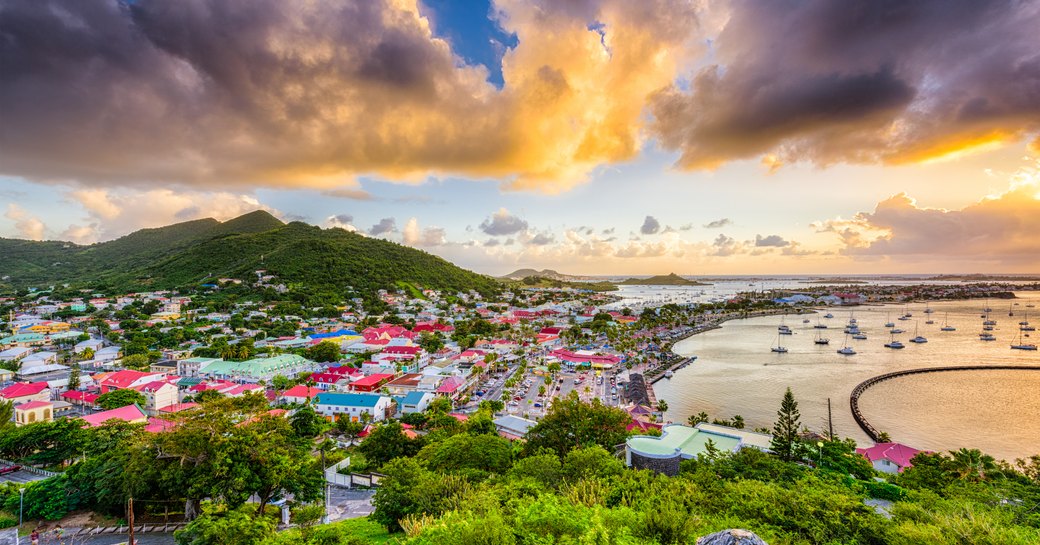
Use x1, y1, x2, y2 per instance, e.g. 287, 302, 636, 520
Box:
0, 465, 22, 475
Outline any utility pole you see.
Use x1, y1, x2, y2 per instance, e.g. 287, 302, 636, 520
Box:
127, 497, 135, 545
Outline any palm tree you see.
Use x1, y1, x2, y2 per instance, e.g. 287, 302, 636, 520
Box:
948, 448, 999, 482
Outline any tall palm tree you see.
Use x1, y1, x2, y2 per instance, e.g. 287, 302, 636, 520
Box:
948, 448, 999, 482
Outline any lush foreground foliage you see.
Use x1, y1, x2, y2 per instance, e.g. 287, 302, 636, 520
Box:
1, 392, 1037, 545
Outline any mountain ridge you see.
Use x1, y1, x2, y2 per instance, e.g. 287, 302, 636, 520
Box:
0, 211, 499, 295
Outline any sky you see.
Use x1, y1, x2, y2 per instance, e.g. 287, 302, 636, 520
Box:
1, 0, 1039, 276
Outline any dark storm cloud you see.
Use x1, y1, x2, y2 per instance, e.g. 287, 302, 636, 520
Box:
754, 234, 790, 248
650, 0, 1040, 169
640, 216, 660, 235
368, 218, 397, 236
479, 209, 529, 236
704, 218, 731, 229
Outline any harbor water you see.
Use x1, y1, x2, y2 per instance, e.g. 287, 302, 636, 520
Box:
655, 292, 1040, 461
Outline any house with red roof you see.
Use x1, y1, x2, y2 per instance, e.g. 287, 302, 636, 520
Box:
62, 390, 99, 408
308, 372, 350, 391
97, 370, 166, 393
280, 385, 324, 404
1, 382, 51, 405
159, 402, 198, 414
435, 376, 465, 398
349, 373, 394, 393
81, 404, 148, 427
133, 381, 179, 414
856, 442, 925, 474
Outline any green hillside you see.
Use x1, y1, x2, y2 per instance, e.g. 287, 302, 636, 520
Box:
0, 211, 501, 295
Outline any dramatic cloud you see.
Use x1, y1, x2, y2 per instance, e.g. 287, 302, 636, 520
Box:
818, 160, 1040, 264
650, 0, 1040, 170
479, 208, 529, 236
368, 218, 397, 236
0, 0, 699, 193
640, 216, 661, 235
4, 204, 45, 240
754, 234, 790, 248
704, 218, 732, 229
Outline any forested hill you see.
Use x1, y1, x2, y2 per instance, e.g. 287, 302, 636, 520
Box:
0, 211, 500, 295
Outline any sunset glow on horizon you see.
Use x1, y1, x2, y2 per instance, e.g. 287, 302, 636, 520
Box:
2, 0, 1039, 275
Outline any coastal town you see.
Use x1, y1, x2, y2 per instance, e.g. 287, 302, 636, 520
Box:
3, 274, 1035, 490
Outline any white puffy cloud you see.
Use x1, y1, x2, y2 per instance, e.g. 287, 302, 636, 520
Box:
4, 204, 46, 240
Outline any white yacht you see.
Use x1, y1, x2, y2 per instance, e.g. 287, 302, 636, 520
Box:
1011, 331, 1037, 351
940, 312, 956, 331
909, 323, 927, 343
837, 346, 856, 355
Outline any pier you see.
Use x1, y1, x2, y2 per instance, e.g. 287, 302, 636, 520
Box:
849, 365, 1040, 442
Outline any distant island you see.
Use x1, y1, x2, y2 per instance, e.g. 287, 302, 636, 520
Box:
501, 268, 591, 281
927, 274, 1040, 282
617, 273, 711, 286
803, 278, 869, 284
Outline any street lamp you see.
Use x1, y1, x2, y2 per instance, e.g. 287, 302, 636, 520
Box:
17, 487, 24, 545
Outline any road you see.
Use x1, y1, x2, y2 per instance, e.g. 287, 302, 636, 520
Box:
0, 470, 48, 485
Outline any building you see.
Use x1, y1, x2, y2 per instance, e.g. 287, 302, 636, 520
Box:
313, 392, 393, 422
134, 381, 179, 414
493, 414, 538, 440
626, 423, 773, 476
81, 404, 149, 427
196, 354, 317, 382
97, 370, 166, 393
856, 442, 924, 474
395, 391, 435, 414
348, 373, 394, 393
0, 382, 51, 405
280, 385, 324, 405
15, 400, 54, 426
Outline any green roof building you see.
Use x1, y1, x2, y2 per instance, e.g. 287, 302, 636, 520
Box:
198, 354, 317, 382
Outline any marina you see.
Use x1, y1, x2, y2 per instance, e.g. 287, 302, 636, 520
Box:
656, 293, 1040, 461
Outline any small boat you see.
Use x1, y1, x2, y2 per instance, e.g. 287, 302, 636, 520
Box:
940, 312, 956, 331
852, 333, 868, 340
837, 334, 855, 355
924, 305, 934, 314
771, 334, 788, 353
925, 319, 934, 325
824, 313, 834, 319
890, 328, 904, 334
664, 370, 674, 378
885, 339, 905, 349
884, 312, 895, 328
1022, 325, 1037, 332
802, 318, 811, 324
979, 332, 996, 341
1011, 331, 1037, 351
983, 325, 994, 331
814, 318, 828, 329
814, 331, 830, 345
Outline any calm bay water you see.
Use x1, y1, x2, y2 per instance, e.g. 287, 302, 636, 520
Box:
655, 292, 1040, 461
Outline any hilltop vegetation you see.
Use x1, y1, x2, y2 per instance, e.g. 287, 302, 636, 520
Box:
617, 273, 710, 286
501, 268, 590, 281
0, 211, 500, 296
